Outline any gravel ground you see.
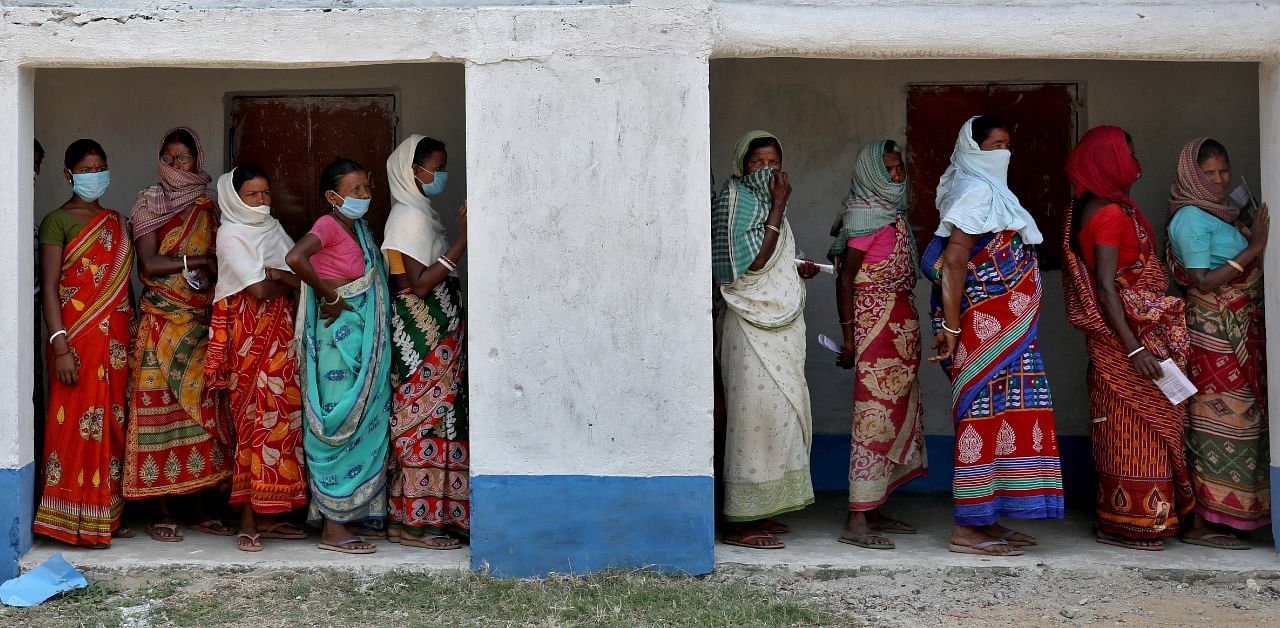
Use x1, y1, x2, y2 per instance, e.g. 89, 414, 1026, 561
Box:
712, 564, 1280, 627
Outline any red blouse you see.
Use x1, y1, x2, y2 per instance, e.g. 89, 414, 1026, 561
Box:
1078, 203, 1143, 270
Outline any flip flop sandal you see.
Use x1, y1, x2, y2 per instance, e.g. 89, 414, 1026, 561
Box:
999, 529, 1037, 547
237, 533, 264, 553
257, 522, 307, 540
400, 535, 463, 551
318, 537, 377, 555
757, 520, 791, 535
838, 534, 895, 550
870, 519, 917, 535
147, 523, 184, 543
1180, 534, 1250, 550
722, 531, 785, 549
192, 520, 236, 537
948, 539, 1023, 556
1095, 533, 1165, 552
347, 525, 387, 540
113, 527, 137, 539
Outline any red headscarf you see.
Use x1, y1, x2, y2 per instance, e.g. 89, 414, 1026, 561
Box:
1168, 137, 1239, 224
1065, 125, 1141, 210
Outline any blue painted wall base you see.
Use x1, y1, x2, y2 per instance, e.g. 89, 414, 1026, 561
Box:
1, 462, 35, 581
811, 433, 1095, 498
1272, 465, 1279, 553
471, 475, 714, 577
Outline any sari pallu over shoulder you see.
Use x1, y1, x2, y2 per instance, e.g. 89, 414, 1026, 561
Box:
296, 220, 392, 525
34, 210, 134, 546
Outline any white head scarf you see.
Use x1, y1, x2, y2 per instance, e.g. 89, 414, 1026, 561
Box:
934, 116, 1043, 244
382, 134, 446, 269
212, 169, 295, 303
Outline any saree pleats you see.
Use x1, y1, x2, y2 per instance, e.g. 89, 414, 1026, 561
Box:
1180, 265, 1270, 529
206, 292, 308, 514
124, 201, 233, 498
33, 211, 133, 545
923, 231, 1064, 526
848, 218, 926, 511
297, 220, 391, 525
388, 277, 469, 538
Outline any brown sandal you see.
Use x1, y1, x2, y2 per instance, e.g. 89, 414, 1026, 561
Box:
723, 531, 784, 549
399, 535, 462, 551
147, 522, 184, 543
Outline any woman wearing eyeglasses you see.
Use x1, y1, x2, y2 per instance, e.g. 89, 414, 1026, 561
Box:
124, 127, 234, 543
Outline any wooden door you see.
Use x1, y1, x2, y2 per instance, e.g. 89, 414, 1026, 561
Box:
229, 94, 398, 240
905, 84, 1077, 270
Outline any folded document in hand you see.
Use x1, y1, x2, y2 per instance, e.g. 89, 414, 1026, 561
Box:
1154, 358, 1197, 405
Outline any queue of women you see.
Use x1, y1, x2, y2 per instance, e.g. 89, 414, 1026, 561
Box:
712, 117, 1269, 554
32, 127, 469, 555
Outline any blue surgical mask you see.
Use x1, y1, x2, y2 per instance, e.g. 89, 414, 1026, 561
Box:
336, 196, 371, 219
71, 171, 110, 202
420, 171, 448, 197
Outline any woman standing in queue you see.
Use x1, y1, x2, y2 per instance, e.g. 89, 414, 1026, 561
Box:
830, 139, 927, 550
286, 158, 392, 555
32, 139, 135, 547
205, 165, 309, 552
1167, 138, 1270, 548
923, 116, 1064, 556
125, 127, 234, 542
382, 135, 469, 551
712, 130, 821, 550
1062, 126, 1192, 551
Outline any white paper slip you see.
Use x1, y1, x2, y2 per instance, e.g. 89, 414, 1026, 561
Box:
817, 333, 843, 354
1154, 358, 1197, 405
795, 259, 835, 274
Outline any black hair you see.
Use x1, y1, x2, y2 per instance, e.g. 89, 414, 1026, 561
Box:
321, 158, 365, 195
971, 116, 1008, 146
1197, 139, 1230, 166
413, 137, 447, 166
232, 163, 271, 193
883, 139, 901, 155
741, 136, 783, 174
34, 139, 44, 160
64, 138, 106, 171
161, 128, 198, 157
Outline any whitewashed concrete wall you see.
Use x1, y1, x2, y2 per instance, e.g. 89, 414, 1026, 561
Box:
710, 58, 1261, 437
33, 65, 468, 232
0, 64, 36, 472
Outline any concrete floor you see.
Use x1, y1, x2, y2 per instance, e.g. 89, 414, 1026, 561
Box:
21, 494, 1279, 576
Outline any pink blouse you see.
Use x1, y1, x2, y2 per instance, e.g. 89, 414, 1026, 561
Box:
847, 224, 896, 265
307, 215, 366, 281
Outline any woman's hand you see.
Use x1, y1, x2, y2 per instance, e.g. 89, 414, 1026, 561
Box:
837, 343, 857, 369
1247, 202, 1270, 252
456, 201, 468, 236
796, 260, 820, 279
1131, 349, 1162, 380
928, 331, 957, 364
319, 296, 355, 327
55, 351, 79, 386
768, 171, 791, 210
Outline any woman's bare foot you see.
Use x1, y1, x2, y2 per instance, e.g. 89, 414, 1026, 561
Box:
322, 520, 376, 552
978, 523, 1036, 546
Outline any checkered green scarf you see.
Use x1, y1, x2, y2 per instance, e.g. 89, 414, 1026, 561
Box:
712, 131, 780, 285
828, 140, 910, 261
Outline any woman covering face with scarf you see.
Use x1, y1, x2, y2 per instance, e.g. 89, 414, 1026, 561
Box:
829, 140, 926, 551
1063, 126, 1192, 552
205, 165, 309, 552
1166, 137, 1271, 549
922, 116, 1064, 557
125, 127, 234, 543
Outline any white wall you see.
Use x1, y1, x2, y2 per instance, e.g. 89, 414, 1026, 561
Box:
34, 65, 468, 230
711, 58, 1260, 437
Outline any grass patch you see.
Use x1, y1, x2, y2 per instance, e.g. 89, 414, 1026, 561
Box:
1, 569, 840, 627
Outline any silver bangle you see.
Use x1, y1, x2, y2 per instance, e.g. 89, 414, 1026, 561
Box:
323, 294, 341, 306
437, 256, 457, 272
1126, 346, 1147, 358
48, 329, 67, 344
940, 323, 961, 336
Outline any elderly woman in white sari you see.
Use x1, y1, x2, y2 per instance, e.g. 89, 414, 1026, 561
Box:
711, 130, 820, 550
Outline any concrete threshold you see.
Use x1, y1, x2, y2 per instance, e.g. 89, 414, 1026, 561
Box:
20, 494, 1278, 579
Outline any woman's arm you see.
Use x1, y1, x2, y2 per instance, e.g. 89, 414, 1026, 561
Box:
398, 239, 466, 298
134, 231, 212, 279
285, 234, 350, 325
1092, 245, 1161, 380
835, 246, 867, 369
747, 171, 791, 271
40, 243, 78, 385
1181, 203, 1269, 293
929, 230, 978, 363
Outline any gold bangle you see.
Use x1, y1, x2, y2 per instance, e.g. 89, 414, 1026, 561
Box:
765, 224, 781, 234
1226, 259, 1245, 273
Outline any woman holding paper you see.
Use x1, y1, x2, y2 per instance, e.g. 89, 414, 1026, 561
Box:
829, 139, 926, 550
1063, 126, 1192, 551
1167, 138, 1270, 548
923, 116, 1064, 557
711, 130, 819, 549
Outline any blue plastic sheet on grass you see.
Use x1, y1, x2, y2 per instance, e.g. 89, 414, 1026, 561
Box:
0, 554, 87, 607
